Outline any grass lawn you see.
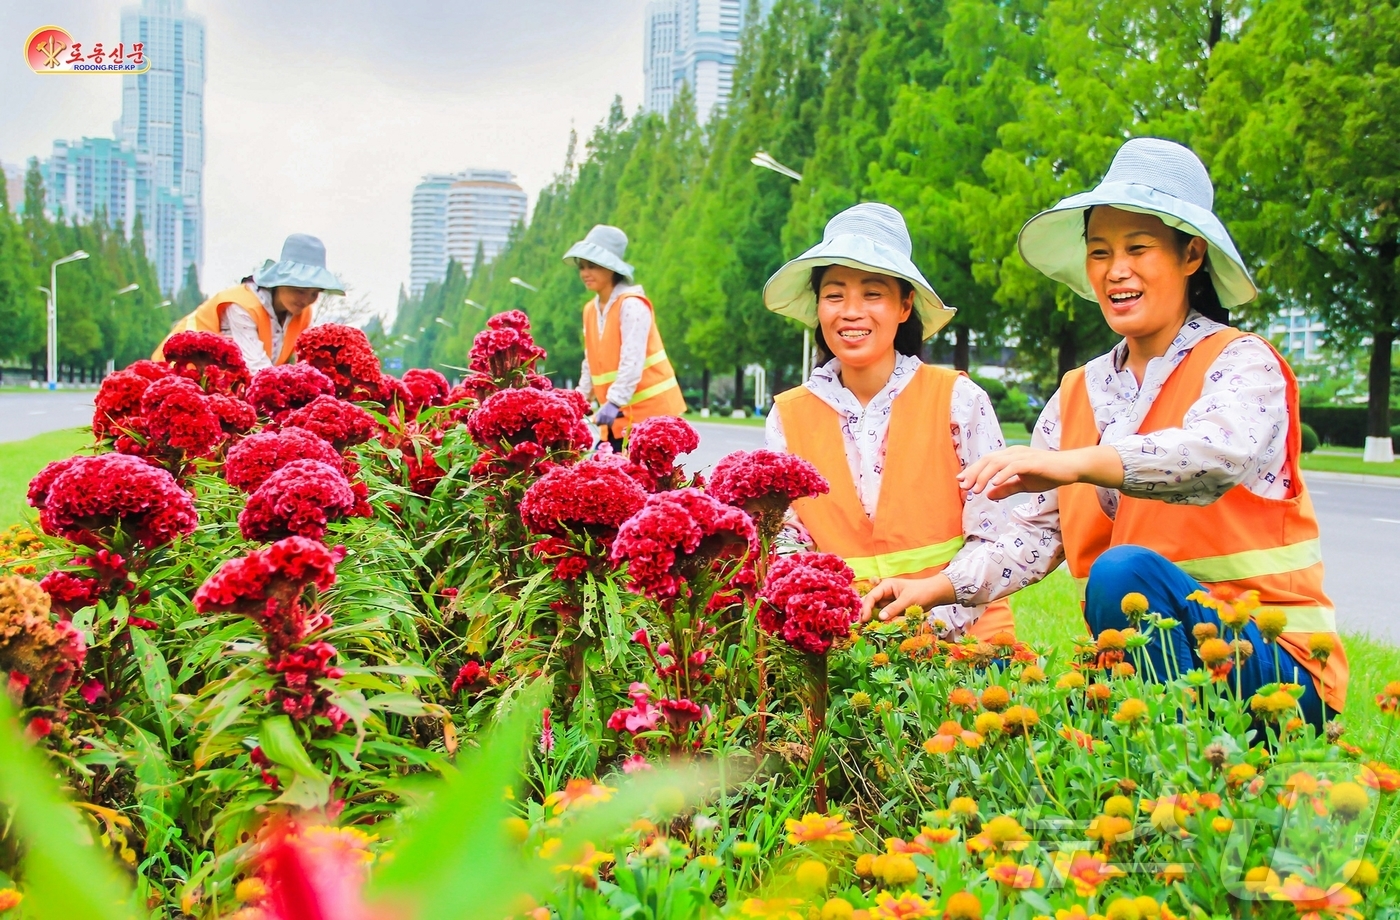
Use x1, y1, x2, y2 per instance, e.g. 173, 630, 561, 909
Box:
683, 412, 767, 428
1012, 568, 1400, 753
1301, 452, 1400, 478
0, 428, 92, 526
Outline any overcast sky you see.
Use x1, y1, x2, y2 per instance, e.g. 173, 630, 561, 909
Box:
1, 0, 649, 319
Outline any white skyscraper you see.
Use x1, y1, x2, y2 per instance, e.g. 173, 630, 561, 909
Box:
644, 0, 772, 118
408, 170, 528, 296
117, 0, 205, 295
409, 173, 461, 296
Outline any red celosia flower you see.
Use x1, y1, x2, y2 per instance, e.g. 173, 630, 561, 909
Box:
161, 329, 251, 394
209, 394, 258, 439
488, 309, 531, 332
281, 395, 380, 451
610, 488, 758, 604
530, 536, 591, 580
451, 660, 490, 694
469, 310, 546, 381
225, 427, 345, 492
658, 697, 704, 729
31, 453, 197, 549
401, 444, 446, 496
519, 455, 649, 538
137, 375, 228, 458
238, 460, 357, 542
194, 536, 342, 651
467, 387, 592, 476
626, 417, 700, 491
607, 682, 663, 734
709, 449, 829, 539
93, 361, 172, 437
294, 324, 384, 402
758, 552, 861, 655
247, 364, 337, 420
39, 570, 101, 614
268, 640, 348, 727
401, 367, 450, 416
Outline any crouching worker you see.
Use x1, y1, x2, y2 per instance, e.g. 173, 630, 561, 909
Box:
154, 233, 343, 370
862, 139, 1346, 725
763, 202, 1016, 643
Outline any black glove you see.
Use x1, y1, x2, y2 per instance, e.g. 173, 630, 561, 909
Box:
595, 401, 622, 427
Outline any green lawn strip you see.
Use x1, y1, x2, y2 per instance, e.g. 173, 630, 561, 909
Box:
682, 412, 767, 428
1012, 569, 1398, 751
1301, 453, 1400, 477
0, 428, 92, 526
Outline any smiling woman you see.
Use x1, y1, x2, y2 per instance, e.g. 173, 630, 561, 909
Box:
761, 202, 1018, 643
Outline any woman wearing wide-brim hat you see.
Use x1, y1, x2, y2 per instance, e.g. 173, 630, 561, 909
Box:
864, 138, 1347, 722
764, 202, 1018, 642
564, 224, 686, 452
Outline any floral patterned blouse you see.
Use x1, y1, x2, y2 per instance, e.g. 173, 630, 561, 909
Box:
943, 313, 1293, 607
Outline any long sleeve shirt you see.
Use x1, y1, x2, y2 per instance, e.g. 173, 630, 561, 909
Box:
766, 354, 1013, 631
577, 283, 653, 406
942, 313, 1292, 606
219, 283, 324, 372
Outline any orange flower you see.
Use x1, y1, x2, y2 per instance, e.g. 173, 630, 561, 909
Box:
1060, 852, 1124, 897
1160, 863, 1188, 883
553, 841, 614, 878
1085, 684, 1112, 708
741, 898, 807, 919
941, 892, 982, 920
1113, 698, 1149, 724
871, 891, 937, 920
980, 686, 1010, 712
1056, 672, 1087, 691
786, 813, 855, 844
900, 634, 936, 658
1195, 792, 1221, 810
949, 688, 978, 711
544, 778, 616, 815
1272, 876, 1362, 920
1376, 680, 1400, 714
1087, 815, 1135, 847
968, 815, 1029, 854
1359, 761, 1400, 793
1001, 705, 1039, 735
1097, 629, 1127, 651
1060, 726, 1102, 753
924, 735, 958, 755
919, 827, 958, 845
988, 859, 1044, 890
887, 836, 933, 857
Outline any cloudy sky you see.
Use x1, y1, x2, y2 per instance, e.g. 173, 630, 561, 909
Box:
1, 0, 649, 319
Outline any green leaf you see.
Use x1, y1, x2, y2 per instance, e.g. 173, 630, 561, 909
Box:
0, 695, 135, 919
259, 715, 331, 807
130, 626, 175, 747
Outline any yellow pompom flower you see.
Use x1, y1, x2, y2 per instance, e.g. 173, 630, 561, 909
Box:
1329, 782, 1370, 821
1113, 698, 1149, 725
1308, 633, 1336, 663
1104, 898, 1139, 920
1120, 592, 1150, 619
1341, 858, 1379, 888
1132, 896, 1161, 920
1001, 705, 1040, 736
1103, 795, 1134, 818
795, 859, 830, 891
874, 852, 919, 886
853, 853, 876, 878
949, 796, 979, 818
1255, 607, 1288, 642
822, 898, 856, 920
973, 712, 1004, 736
234, 878, 266, 903
979, 686, 1011, 712
1056, 672, 1086, 690
943, 891, 983, 920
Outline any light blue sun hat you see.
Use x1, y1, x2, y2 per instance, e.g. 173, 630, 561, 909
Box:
252, 234, 344, 294
1017, 137, 1257, 308
763, 202, 953, 339
562, 225, 634, 282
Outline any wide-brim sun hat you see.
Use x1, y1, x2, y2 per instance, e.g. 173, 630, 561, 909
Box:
251, 233, 345, 294
1017, 137, 1257, 308
562, 224, 634, 282
763, 202, 953, 340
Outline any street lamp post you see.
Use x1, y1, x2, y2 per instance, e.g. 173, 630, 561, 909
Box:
508, 276, 539, 292
106, 284, 140, 375
749, 151, 811, 381
47, 250, 89, 389
463, 298, 487, 311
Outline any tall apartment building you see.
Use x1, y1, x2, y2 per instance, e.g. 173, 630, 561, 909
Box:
408, 170, 528, 296
118, 0, 205, 295
2, 162, 24, 212
41, 138, 139, 234
1268, 307, 1327, 361
643, 0, 773, 118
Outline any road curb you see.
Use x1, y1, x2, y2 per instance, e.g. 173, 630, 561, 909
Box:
1302, 469, 1400, 488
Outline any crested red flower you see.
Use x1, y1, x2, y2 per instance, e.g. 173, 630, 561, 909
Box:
626, 416, 700, 490
136, 375, 228, 458
247, 364, 337, 419
293, 324, 384, 402
610, 488, 758, 604
161, 329, 251, 394
31, 453, 197, 550
758, 552, 860, 655
488, 309, 531, 332
708, 450, 829, 538
280, 395, 380, 451
209, 394, 259, 438
519, 455, 650, 538
238, 459, 357, 542
607, 682, 663, 734
93, 361, 172, 437
469, 310, 545, 382
225, 427, 345, 492
401, 367, 450, 415
467, 387, 592, 476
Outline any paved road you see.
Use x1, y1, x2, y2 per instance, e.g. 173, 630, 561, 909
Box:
0, 390, 95, 443
5, 404, 1395, 641
683, 422, 1400, 642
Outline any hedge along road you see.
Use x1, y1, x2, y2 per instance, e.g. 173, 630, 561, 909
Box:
4, 396, 1395, 643
683, 420, 1400, 645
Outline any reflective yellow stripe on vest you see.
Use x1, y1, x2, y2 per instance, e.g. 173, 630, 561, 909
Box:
592, 349, 670, 385
845, 536, 965, 582
625, 376, 679, 406
1175, 538, 1322, 585
1069, 586, 1336, 635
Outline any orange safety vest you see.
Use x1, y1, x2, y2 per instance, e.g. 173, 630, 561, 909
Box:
583, 293, 686, 438
1058, 327, 1347, 710
153, 285, 312, 365
775, 364, 1016, 642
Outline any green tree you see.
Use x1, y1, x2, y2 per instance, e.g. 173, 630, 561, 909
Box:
1204, 0, 1400, 445
0, 159, 42, 366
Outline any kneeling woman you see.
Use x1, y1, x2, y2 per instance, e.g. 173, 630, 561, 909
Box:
764, 202, 1016, 642
864, 139, 1346, 721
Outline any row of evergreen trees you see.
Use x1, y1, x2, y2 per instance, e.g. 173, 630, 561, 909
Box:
391, 0, 1400, 436
0, 161, 188, 383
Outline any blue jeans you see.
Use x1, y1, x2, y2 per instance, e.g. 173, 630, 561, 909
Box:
1084, 545, 1328, 727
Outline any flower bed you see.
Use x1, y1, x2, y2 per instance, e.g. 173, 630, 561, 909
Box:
0, 315, 1396, 919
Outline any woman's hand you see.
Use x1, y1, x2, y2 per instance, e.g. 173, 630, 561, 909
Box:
956, 445, 1125, 500
859, 574, 957, 622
